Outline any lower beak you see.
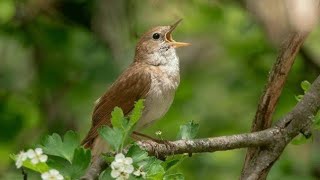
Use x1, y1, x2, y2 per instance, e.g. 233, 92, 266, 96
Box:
165, 19, 191, 48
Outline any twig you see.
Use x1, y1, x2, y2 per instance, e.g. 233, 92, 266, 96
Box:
242, 32, 308, 177
21, 167, 28, 180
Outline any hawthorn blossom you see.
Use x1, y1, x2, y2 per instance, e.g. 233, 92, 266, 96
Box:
110, 153, 134, 180
15, 151, 27, 168
133, 166, 146, 179
26, 148, 48, 164
41, 169, 64, 180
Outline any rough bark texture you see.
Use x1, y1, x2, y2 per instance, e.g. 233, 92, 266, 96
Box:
241, 32, 309, 179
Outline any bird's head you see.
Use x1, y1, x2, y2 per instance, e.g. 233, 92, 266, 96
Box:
134, 19, 190, 66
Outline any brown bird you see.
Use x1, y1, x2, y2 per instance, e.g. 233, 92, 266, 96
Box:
81, 19, 190, 158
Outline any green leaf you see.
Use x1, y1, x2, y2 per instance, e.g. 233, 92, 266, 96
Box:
146, 163, 165, 180
301, 80, 311, 92
312, 110, 320, 130
111, 107, 125, 129
129, 99, 145, 127
163, 173, 185, 180
99, 169, 113, 180
40, 131, 80, 162
177, 121, 199, 140
47, 147, 91, 180
126, 144, 149, 163
98, 126, 123, 152
291, 134, 309, 145
295, 95, 304, 102
162, 155, 186, 172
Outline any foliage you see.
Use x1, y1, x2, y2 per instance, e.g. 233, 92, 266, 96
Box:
12, 100, 199, 179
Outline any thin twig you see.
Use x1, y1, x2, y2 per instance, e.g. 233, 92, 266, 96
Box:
21, 167, 28, 180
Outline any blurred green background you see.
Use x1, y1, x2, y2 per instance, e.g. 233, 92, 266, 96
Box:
1, 0, 320, 179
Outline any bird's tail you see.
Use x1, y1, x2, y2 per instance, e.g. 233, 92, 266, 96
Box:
81, 135, 109, 160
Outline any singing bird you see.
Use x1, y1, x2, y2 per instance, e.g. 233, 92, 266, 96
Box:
81, 19, 190, 157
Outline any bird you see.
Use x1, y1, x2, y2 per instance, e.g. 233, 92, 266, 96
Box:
81, 19, 190, 158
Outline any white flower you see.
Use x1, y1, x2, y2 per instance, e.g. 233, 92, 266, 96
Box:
15, 151, 27, 168
41, 169, 64, 180
133, 166, 146, 179
110, 153, 134, 179
27, 148, 48, 164
155, 130, 162, 136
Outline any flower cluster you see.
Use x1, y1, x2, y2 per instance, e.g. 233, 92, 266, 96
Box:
15, 148, 48, 168
110, 153, 147, 180
41, 169, 64, 180
111, 153, 134, 180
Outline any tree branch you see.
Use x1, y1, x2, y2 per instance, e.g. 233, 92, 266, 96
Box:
242, 32, 309, 178
241, 74, 320, 180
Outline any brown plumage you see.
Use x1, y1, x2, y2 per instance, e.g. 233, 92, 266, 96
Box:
81, 63, 151, 148
81, 19, 190, 157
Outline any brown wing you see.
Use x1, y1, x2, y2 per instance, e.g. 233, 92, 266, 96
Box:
81, 63, 151, 147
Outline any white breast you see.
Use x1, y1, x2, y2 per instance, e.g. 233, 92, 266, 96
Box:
135, 51, 180, 130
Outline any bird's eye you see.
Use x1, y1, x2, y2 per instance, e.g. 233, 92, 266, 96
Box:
152, 33, 160, 40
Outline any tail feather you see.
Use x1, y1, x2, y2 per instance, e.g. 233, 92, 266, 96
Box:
82, 135, 109, 159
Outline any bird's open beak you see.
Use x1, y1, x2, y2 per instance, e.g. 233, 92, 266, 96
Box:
165, 19, 191, 48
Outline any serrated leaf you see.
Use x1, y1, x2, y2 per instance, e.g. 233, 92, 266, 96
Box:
177, 121, 199, 140
98, 126, 123, 152
163, 173, 185, 180
40, 131, 79, 162
129, 99, 145, 127
126, 144, 149, 163
162, 155, 186, 172
301, 80, 311, 92
47, 147, 91, 180
146, 163, 165, 180
111, 107, 125, 129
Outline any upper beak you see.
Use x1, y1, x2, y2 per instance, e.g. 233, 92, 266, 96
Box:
165, 19, 191, 48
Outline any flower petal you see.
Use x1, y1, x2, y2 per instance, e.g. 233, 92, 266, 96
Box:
35, 148, 43, 155
31, 158, 39, 164
111, 170, 120, 178
26, 149, 36, 158
124, 157, 133, 165
41, 172, 50, 180
124, 165, 134, 174
49, 169, 59, 175
39, 155, 48, 162
115, 153, 125, 161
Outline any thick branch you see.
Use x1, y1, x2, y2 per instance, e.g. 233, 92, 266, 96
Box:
251, 32, 308, 132
83, 128, 280, 180
137, 129, 278, 156
242, 32, 308, 177
241, 74, 320, 180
